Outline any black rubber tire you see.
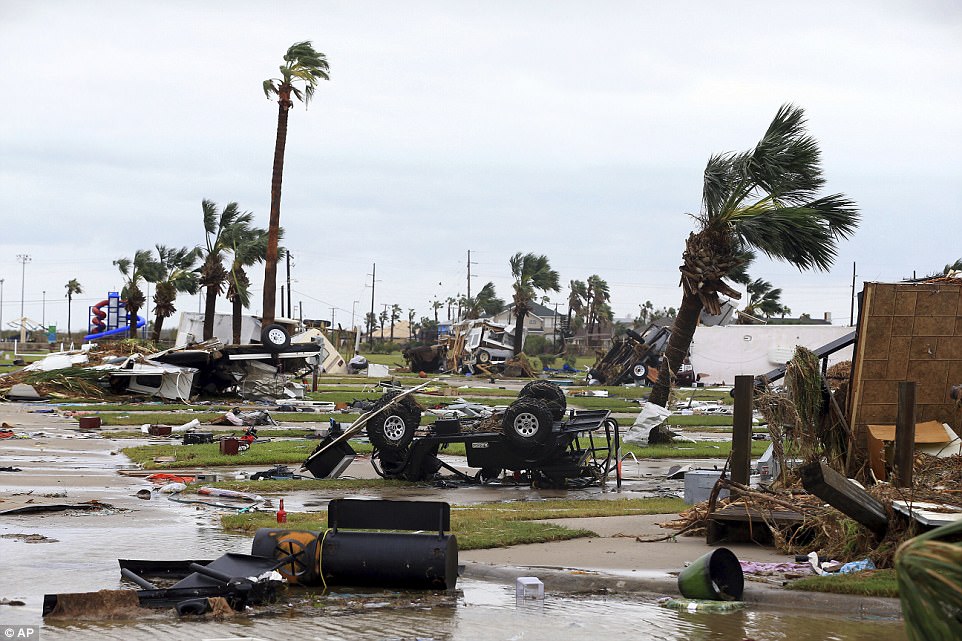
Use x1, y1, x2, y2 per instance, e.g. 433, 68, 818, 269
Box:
261, 323, 291, 351
518, 380, 567, 420
365, 391, 421, 450
476, 349, 491, 364
478, 467, 502, 483
501, 398, 554, 449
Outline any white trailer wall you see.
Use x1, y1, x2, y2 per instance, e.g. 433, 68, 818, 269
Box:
690, 325, 853, 385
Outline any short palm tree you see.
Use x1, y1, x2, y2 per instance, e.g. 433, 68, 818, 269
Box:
149, 245, 201, 342
261, 41, 329, 326
226, 227, 271, 344
460, 282, 504, 320
566, 280, 588, 337
648, 105, 859, 420
739, 278, 791, 322
64, 278, 82, 341
585, 275, 611, 346
509, 252, 560, 355
114, 250, 162, 340
199, 199, 254, 340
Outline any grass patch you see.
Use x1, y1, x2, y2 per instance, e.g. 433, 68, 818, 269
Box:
103, 427, 331, 439
89, 412, 362, 426
620, 440, 769, 459
221, 497, 685, 550
121, 440, 338, 469
787, 569, 898, 598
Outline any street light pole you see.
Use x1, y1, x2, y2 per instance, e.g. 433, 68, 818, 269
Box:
0, 278, 5, 342
17, 254, 30, 343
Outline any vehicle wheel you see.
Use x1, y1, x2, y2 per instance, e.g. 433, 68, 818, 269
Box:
476, 349, 491, 364
261, 323, 291, 351
501, 398, 553, 449
477, 467, 502, 483
518, 380, 566, 420
632, 363, 649, 380
366, 391, 421, 450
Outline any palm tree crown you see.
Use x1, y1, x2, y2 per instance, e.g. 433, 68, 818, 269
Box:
64, 278, 82, 340
114, 250, 162, 339
199, 199, 254, 340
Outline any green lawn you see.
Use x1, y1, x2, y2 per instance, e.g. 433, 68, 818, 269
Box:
787, 569, 898, 598
222, 497, 687, 550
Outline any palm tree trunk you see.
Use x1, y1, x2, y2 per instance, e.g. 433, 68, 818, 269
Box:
513, 307, 526, 356
649, 292, 703, 414
152, 315, 165, 342
67, 297, 72, 342
203, 286, 218, 340
128, 304, 140, 340
232, 296, 242, 344
262, 90, 292, 326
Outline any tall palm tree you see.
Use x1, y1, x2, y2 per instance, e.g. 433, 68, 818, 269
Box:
408, 308, 416, 341
64, 278, 82, 341
509, 252, 560, 355
585, 274, 611, 346
389, 304, 401, 342
460, 282, 504, 320
114, 250, 162, 340
261, 41, 329, 326
739, 277, 791, 322
648, 104, 859, 421
199, 199, 254, 340
226, 227, 271, 344
149, 245, 201, 342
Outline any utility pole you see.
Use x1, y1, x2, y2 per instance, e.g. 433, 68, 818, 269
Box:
299, 301, 303, 328
42, 290, 46, 328
367, 263, 377, 348
849, 261, 856, 327
351, 300, 359, 331
0, 278, 4, 342
330, 307, 336, 329
286, 251, 293, 318
467, 249, 477, 300
280, 285, 285, 318
17, 254, 30, 343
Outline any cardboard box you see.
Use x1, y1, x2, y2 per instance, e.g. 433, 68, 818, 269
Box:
866, 421, 961, 480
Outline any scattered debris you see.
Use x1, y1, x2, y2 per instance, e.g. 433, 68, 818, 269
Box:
0, 533, 59, 544
0, 498, 112, 515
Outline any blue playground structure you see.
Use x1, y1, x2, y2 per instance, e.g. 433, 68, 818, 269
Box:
84, 292, 145, 341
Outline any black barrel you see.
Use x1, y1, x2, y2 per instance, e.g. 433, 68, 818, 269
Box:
251, 528, 458, 590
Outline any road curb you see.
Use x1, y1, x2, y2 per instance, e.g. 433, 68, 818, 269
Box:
462, 562, 902, 618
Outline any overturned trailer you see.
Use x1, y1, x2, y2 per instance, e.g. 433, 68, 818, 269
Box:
403, 319, 526, 375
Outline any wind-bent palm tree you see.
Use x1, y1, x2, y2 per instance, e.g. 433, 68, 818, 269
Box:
739, 278, 791, 322
114, 250, 162, 340
149, 245, 201, 342
226, 226, 270, 344
261, 41, 329, 326
648, 104, 859, 422
460, 282, 504, 320
389, 304, 401, 342
199, 199, 254, 340
509, 252, 560, 355
64, 279, 82, 341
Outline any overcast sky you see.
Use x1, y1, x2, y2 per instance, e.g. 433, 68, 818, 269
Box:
1, 1, 960, 336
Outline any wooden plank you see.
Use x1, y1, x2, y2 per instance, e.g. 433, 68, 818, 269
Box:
800, 461, 888, 537
730, 375, 754, 486
895, 381, 916, 487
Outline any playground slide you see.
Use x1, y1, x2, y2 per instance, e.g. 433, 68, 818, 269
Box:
84, 298, 146, 341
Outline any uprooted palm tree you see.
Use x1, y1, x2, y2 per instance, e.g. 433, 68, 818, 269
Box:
739, 277, 791, 322
149, 245, 201, 342
114, 250, 162, 340
226, 226, 272, 344
261, 41, 329, 326
509, 252, 560, 355
460, 282, 504, 320
199, 199, 255, 340
648, 105, 859, 435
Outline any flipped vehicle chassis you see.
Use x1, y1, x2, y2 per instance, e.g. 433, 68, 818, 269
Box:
373, 408, 620, 489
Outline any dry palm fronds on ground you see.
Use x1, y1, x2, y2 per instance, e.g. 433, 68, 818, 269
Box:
662, 455, 962, 568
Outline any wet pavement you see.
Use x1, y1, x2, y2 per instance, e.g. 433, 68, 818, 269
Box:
0, 403, 907, 640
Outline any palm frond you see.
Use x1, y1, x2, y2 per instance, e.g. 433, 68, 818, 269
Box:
201, 199, 218, 237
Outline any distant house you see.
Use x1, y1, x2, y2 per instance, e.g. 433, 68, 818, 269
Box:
488, 302, 562, 340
